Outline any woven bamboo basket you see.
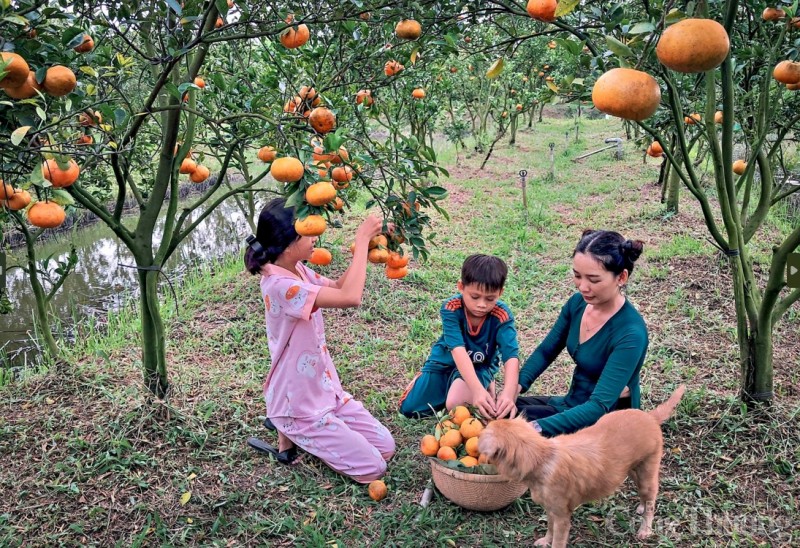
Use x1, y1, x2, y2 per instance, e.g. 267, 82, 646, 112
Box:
429, 458, 528, 512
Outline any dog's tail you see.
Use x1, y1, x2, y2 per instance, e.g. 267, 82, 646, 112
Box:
649, 384, 686, 424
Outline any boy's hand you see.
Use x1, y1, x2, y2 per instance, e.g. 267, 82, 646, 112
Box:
471, 387, 497, 419
495, 390, 517, 419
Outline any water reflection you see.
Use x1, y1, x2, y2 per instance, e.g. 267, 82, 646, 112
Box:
1, 197, 260, 367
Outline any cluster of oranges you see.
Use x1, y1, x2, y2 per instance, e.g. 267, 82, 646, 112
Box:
420, 406, 492, 471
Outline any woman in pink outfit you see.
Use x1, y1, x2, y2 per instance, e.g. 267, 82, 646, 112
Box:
244, 198, 395, 483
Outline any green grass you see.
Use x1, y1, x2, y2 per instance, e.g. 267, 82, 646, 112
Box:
1, 110, 798, 546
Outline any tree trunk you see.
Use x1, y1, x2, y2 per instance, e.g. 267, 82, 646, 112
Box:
665, 156, 680, 213
138, 266, 169, 399
509, 114, 518, 145
24, 230, 60, 359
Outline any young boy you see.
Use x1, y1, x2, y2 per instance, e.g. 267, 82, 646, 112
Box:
399, 254, 520, 419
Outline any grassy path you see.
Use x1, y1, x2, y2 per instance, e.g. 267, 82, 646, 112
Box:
1, 112, 798, 546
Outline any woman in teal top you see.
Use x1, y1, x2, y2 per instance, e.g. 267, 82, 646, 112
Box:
516, 229, 648, 436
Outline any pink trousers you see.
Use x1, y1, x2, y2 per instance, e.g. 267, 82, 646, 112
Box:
270, 398, 395, 484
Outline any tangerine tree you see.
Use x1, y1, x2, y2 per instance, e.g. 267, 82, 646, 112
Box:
1, 1, 467, 400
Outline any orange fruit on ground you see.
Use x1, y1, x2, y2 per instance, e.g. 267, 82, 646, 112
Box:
648, 141, 663, 157
773, 60, 800, 84
732, 159, 747, 175
74, 34, 94, 53
714, 111, 723, 124
179, 158, 197, 174
309, 107, 336, 134
459, 456, 479, 468
434, 419, 457, 437
526, 0, 557, 22
295, 214, 326, 236
194, 77, 206, 88
387, 252, 409, 268
460, 418, 484, 440
656, 18, 730, 73
477, 453, 491, 465
27, 201, 66, 228
309, 248, 333, 266
331, 166, 353, 183
385, 265, 408, 279
449, 405, 471, 426
42, 159, 80, 188
420, 434, 439, 457
257, 146, 277, 163
280, 24, 310, 48
5, 189, 32, 211
42, 65, 77, 97
270, 157, 305, 183
3, 71, 42, 99
465, 437, 480, 458
411, 88, 425, 99
368, 480, 388, 501
437, 446, 457, 461
0, 52, 29, 88
395, 19, 422, 40
591, 67, 661, 121
762, 7, 785, 21
190, 165, 210, 183
439, 428, 463, 449
368, 248, 389, 264
356, 89, 373, 106
305, 181, 337, 206
384, 60, 404, 76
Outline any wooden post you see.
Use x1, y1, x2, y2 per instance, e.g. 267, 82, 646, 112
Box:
549, 142, 556, 180
519, 169, 528, 223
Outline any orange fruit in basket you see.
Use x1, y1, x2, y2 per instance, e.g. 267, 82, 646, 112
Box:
368, 480, 388, 501
465, 436, 480, 458
477, 453, 491, 465
460, 418, 484, 439
420, 435, 439, 457
436, 446, 457, 461
449, 405, 471, 425
439, 429, 463, 449
459, 456, 479, 468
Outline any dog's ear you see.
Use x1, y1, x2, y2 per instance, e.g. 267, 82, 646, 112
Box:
482, 418, 545, 482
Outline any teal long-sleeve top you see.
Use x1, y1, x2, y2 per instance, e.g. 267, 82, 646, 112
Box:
518, 292, 649, 436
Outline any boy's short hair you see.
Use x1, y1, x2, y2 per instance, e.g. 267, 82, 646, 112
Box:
460, 254, 507, 291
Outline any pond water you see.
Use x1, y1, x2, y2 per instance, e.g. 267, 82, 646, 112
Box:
1, 195, 261, 369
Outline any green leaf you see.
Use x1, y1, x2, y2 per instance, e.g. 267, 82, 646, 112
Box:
79, 66, 98, 78
546, 80, 559, 93
10, 126, 30, 146
65, 32, 87, 49
166, 0, 182, 16
424, 186, 448, 198
555, 0, 580, 17
215, 0, 229, 16
211, 72, 227, 91
179, 491, 191, 505
486, 57, 504, 79
50, 189, 75, 206
628, 22, 655, 35
285, 187, 305, 208
164, 82, 181, 101
665, 9, 686, 24
35, 106, 46, 121
605, 36, 634, 58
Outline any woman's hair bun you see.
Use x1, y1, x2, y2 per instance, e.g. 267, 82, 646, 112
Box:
622, 239, 645, 262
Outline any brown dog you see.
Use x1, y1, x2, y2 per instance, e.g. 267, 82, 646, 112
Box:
478, 385, 686, 547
